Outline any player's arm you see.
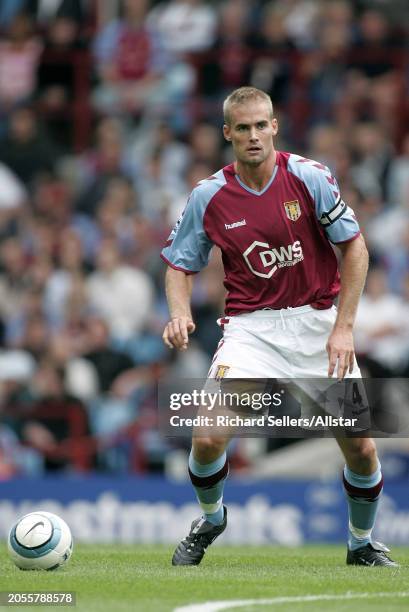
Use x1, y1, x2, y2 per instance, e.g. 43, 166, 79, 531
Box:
327, 234, 369, 380
160, 183, 215, 350
293, 158, 368, 380
162, 268, 196, 350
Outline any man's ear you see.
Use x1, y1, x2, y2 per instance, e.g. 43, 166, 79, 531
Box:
272, 118, 278, 136
223, 124, 231, 141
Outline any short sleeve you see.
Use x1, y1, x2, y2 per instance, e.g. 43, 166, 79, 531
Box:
161, 189, 214, 273
287, 155, 361, 244
311, 166, 360, 244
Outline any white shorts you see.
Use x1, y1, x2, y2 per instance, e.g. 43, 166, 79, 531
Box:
208, 305, 361, 379
205, 305, 370, 430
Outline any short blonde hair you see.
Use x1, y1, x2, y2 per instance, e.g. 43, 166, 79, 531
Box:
223, 87, 274, 126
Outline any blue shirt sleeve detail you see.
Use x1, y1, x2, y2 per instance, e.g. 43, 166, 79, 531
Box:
93, 21, 121, 66
287, 154, 361, 243
161, 171, 226, 272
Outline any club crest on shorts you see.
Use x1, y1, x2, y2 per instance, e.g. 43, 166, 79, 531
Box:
284, 200, 301, 221
215, 365, 230, 381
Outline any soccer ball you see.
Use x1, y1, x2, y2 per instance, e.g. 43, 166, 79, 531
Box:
8, 511, 73, 570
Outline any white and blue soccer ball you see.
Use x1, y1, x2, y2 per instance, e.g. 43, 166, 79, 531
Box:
8, 511, 73, 570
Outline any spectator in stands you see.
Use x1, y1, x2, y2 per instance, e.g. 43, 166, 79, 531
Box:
0, 163, 27, 221
29, 175, 73, 233
126, 213, 166, 287
166, 160, 214, 227
86, 238, 154, 339
35, 14, 85, 147
79, 316, 161, 471
80, 316, 135, 394
77, 117, 127, 182
301, 12, 351, 121
350, 9, 403, 78
350, 122, 394, 201
94, 177, 137, 246
46, 279, 91, 374
25, 0, 85, 26
43, 228, 89, 328
37, 14, 84, 100
383, 222, 409, 296
75, 118, 130, 217
0, 13, 42, 111
281, 0, 321, 50
93, 0, 194, 128
0, 239, 30, 340
92, 0, 167, 115
189, 122, 224, 171
354, 267, 409, 376
131, 122, 189, 221
0, 250, 51, 344
200, 0, 252, 100
19, 359, 91, 471
19, 313, 50, 361
247, 3, 295, 105
135, 148, 183, 223
0, 351, 43, 475
0, 106, 57, 185
387, 133, 409, 208
306, 124, 344, 172
144, 123, 189, 190
0, 423, 42, 477
0, 165, 27, 257
367, 72, 401, 137
147, 0, 217, 54
24, 218, 57, 264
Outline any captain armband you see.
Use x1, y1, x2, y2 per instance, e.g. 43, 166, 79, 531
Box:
319, 198, 347, 227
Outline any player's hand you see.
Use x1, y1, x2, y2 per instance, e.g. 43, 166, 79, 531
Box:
162, 316, 196, 351
326, 327, 355, 380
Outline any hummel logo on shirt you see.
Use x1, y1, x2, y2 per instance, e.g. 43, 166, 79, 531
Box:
225, 219, 246, 230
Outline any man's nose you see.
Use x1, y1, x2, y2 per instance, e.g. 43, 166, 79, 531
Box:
249, 127, 259, 141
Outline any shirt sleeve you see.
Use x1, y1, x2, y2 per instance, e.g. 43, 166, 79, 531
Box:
161, 189, 214, 273
93, 21, 121, 66
311, 164, 360, 244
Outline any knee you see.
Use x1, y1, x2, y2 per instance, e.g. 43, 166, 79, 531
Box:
192, 437, 227, 464
354, 439, 377, 463
347, 439, 378, 473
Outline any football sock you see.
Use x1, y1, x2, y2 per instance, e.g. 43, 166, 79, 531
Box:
343, 461, 383, 551
188, 450, 228, 526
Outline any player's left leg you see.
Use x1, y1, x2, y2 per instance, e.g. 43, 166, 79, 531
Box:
336, 436, 398, 567
172, 434, 230, 566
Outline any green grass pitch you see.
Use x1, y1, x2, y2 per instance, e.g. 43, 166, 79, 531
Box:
1, 544, 408, 612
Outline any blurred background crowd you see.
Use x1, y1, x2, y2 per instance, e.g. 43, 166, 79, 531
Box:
0, 0, 408, 478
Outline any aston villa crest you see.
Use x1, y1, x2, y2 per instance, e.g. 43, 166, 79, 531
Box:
215, 365, 230, 381
284, 200, 301, 221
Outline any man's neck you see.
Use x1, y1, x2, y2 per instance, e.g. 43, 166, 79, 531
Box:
234, 150, 277, 192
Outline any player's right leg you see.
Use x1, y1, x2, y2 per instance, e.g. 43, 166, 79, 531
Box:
172, 435, 230, 566
172, 310, 288, 566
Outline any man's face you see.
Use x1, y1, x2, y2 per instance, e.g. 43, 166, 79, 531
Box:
223, 100, 278, 167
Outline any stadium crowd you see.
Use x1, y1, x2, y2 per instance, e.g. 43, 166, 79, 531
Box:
0, 0, 408, 477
